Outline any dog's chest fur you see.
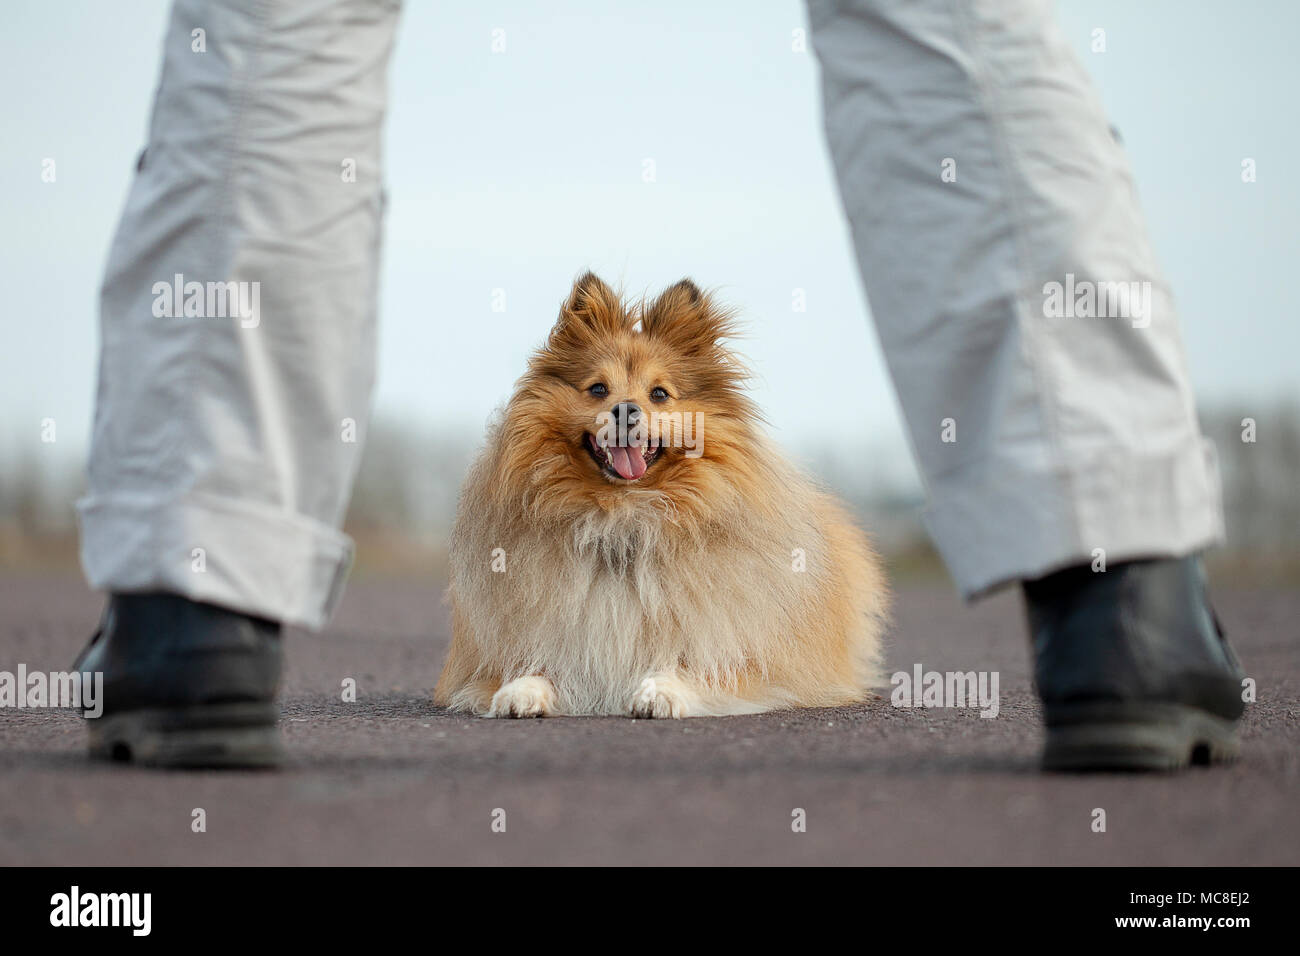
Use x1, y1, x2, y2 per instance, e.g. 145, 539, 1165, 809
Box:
455, 505, 777, 713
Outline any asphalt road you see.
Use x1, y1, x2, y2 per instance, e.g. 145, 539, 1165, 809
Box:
1, 570, 1296, 866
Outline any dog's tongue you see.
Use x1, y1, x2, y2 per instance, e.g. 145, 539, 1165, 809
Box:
609, 445, 647, 480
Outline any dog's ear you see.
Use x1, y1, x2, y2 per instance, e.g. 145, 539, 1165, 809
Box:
553, 272, 626, 338
657, 278, 703, 308
641, 278, 734, 355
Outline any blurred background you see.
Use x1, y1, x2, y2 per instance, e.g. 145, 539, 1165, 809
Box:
2, 0, 1297, 589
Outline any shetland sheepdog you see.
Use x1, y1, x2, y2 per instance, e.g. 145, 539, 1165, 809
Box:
434, 273, 888, 717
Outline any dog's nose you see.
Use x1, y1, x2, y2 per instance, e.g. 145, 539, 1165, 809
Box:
612, 401, 642, 432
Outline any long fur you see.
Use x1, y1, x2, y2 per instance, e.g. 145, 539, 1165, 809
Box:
433, 273, 889, 717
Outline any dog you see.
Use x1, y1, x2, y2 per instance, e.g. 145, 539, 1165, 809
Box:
433, 273, 888, 717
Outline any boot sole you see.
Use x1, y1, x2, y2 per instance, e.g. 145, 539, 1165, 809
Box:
1043, 701, 1239, 772
88, 702, 283, 769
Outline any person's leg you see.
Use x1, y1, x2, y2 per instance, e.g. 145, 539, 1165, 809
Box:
80, 0, 400, 629
808, 0, 1218, 592
74, 0, 402, 766
807, 0, 1242, 768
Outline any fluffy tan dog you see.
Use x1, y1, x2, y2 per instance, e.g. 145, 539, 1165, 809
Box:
434, 273, 888, 717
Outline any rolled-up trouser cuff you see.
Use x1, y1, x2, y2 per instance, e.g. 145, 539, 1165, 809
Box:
77, 492, 353, 630
925, 439, 1225, 600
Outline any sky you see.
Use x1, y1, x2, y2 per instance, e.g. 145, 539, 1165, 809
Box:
2, 0, 1297, 496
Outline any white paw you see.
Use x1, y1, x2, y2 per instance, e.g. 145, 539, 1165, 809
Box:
487, 676, 556, 718
629, 675, 691, 719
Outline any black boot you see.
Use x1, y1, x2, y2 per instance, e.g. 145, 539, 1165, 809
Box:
1023, 556, 1245, 771
73, 593, 284, 768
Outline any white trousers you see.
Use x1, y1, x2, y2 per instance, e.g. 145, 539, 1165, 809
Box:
79, 0, 1221, 626
79, 0, 401, 628
808, 0, 1221, 597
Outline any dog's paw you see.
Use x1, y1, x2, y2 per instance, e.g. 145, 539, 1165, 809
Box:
487, 676, 556, 718
629, 675, 692, 719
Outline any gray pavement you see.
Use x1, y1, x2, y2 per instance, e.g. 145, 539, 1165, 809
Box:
1, 570, 1296, 865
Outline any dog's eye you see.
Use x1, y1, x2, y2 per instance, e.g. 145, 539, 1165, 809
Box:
588, 383, 609, 398
650, 387, 669, 403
